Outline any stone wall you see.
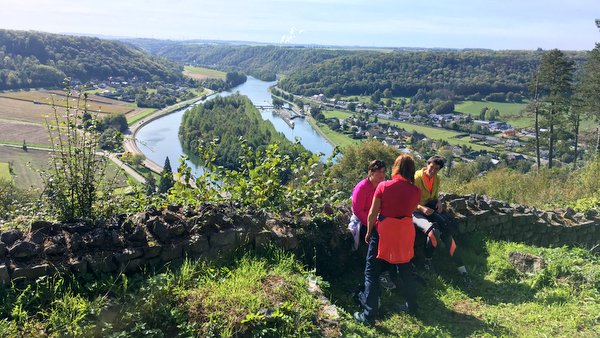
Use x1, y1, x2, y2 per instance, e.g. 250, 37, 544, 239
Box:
0, 195, 598, 284
441, 193, 600, 248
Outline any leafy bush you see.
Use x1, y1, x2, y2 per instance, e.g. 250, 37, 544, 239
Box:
40, 84, 118, 221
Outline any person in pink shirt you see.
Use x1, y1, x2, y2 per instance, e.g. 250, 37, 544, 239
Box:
350, 160, 386, 255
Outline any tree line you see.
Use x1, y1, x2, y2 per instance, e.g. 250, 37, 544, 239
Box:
0, 29, 183, 90
278, 50, 587, 98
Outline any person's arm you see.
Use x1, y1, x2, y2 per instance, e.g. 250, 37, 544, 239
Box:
416, 203, 434, 216
351, 182, 369, 225
365, 197, 381, 244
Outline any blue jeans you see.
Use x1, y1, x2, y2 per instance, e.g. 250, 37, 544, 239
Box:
358, 228, 418, 320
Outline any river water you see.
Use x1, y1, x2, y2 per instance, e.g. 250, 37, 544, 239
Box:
135, 77, 334, 175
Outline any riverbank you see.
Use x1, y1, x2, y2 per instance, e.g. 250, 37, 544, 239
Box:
123, 93, 214, 175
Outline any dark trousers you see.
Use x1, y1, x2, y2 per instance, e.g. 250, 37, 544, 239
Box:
358, 228, 418, 320
413, 211, 464, 266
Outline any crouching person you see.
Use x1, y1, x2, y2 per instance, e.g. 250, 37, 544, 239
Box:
413, 156, 470, 286
354, 154, 421, 325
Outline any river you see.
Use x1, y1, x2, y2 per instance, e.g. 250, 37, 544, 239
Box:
135, 76, 334, 175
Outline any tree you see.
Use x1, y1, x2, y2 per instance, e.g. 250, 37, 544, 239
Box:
479, 107, 488, 120
347, 102, 356, 112
158, 156, 175, 193
371, 89, 382, 104
536, 49, 574, 168
578, 43, 600, 155
145, 174, 156, 196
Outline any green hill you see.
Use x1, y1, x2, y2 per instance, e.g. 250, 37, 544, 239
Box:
0, 29, 183, 89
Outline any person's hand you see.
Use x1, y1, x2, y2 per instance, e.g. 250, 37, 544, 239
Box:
365, 231, 371, 244
422, 206, 434, 216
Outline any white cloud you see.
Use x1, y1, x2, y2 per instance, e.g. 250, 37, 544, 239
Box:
280, 27, 304, 44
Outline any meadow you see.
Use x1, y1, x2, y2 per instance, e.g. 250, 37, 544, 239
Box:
0, 162, 10, 181
455, 100, 532, 128
183, 65, 227, 80
322, 110, 494, 151
0, 120, 50, 146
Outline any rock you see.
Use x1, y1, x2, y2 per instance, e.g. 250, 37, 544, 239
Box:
145, 205, 161, 217
68, 258, 87, 274
161, 242, 183, 262
322, 203, 334, 215
84, 228, 108, 248
209, 229, 238, 247
149, 219, 170, 242
562, 207, 576, 220
114, 248, 144, 263
508, 251, 545, 274
126, 226, 148, 243
63, 221, 92, 234
163, 210, 184, 224
30, 220, 54, 233
12, 264, 49, 281
167, 204, 181, 212
86, 254, 118, 275
110, 230, 124, 247
43, 236, 67, 256
8, 241, 38, 259
185, 235, 209, 254
0, 242, 6, 258
69, 233, 84, 252
1, 229, 23, 246
449, 198, 468, 214
167, 223, 187, 238
130, 212, 149, 227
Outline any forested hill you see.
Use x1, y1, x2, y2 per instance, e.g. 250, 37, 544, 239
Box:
0, 29, 183, 90
278, 50, 587, 97
127, 42, 354, 81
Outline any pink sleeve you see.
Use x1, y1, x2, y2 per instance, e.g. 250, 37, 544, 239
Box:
352, 180, 369, 225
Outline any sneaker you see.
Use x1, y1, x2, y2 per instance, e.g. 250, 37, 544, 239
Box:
379, 272, 396, 290
461, 272, 472, 288
353, 311, 373, 326
423, 258, 436, 275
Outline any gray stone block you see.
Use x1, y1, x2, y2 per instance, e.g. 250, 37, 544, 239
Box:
68, 258, 87, 274
123, 258, 145, 273
144, 244, 162, 258
12, 264, 49, 281
9, 241, 38, 259
254, 230, 273, 248
209, 229, 237, 247
115, 248, 144, 264
161, 242, 183, 262
86, 254, 118, 275
185, 235, 209, 254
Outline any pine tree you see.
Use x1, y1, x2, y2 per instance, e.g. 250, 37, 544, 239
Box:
536, 49, 574, 168
158, 156, 175, 193
578, 44, 600, 155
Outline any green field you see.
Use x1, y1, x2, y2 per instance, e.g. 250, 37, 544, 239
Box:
0, 162, 11, 181
322, 110, 494, 151
455, 100, 532, 128
127, 108, 158, 125
183, 66, 226, 80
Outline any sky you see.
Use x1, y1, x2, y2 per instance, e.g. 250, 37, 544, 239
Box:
0, 0, 598, 50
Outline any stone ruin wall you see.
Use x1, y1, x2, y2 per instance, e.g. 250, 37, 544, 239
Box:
0, 195, 598, 284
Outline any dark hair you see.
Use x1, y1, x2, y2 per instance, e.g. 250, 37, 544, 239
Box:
368, 159, 385, 173
392, 154, 416, 183
426, 155, 445, 169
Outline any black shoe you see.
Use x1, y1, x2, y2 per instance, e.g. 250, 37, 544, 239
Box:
423, 258, 436, 275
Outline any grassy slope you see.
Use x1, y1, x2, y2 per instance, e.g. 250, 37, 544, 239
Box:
455, 100, 532, 129
0, 240, 597, 337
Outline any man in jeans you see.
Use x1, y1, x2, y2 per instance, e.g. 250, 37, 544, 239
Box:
412, 156, 471, 286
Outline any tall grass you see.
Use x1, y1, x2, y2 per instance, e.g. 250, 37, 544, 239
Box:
446, 158, 600, 211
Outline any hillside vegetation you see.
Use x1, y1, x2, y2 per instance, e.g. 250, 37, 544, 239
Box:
279, 50, 586, 97
0, 29, 183, 89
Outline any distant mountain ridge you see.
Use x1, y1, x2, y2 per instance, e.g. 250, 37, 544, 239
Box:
0, 29, 183, 90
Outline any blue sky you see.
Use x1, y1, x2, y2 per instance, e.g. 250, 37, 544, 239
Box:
1, 0, 598, 50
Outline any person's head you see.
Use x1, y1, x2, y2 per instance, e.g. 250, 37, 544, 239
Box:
425, 155, 445, 177
392, 154, 416, 183
367, 159, 386, 184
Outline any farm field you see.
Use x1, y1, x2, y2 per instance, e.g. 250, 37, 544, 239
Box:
0, 90, 144, 125
183, 66, 226, 80
0, 162, 10, 181
0, 145, 130, 190
455, 100, 533, 129
0, 120, 50, 146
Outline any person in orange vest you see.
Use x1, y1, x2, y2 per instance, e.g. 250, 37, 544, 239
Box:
413, 156, 471, 286
354, 154, 421, 325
